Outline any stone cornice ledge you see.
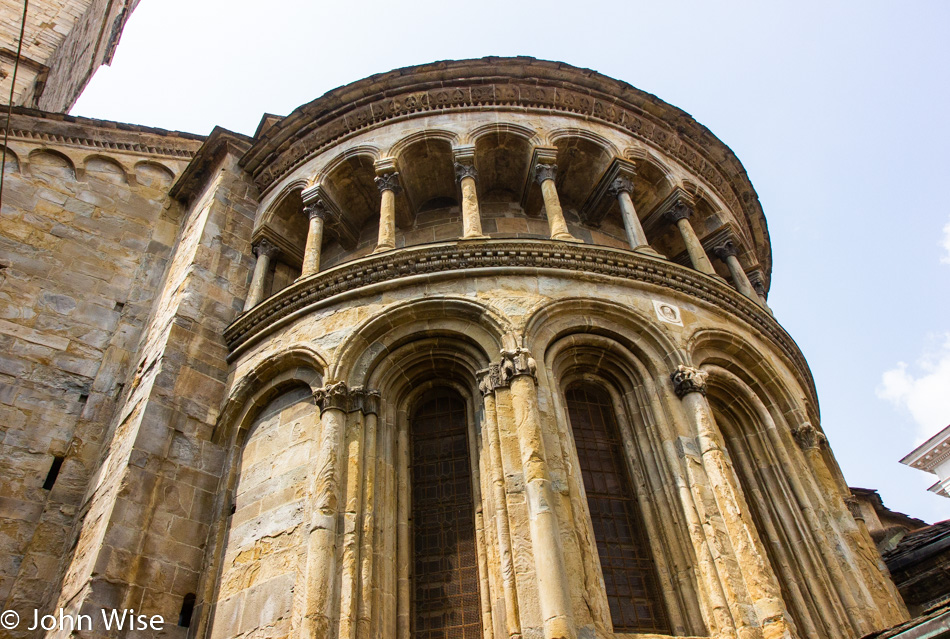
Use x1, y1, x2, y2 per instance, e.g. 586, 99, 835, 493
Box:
224, 239, 815, 412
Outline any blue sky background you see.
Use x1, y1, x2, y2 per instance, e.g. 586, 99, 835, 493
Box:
72, 0, 950, 523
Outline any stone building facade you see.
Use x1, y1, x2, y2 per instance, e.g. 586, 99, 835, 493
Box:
0, 0, 140, 111
0, 58, 914, 638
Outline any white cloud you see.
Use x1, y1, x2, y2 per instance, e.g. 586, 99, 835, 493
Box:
941, 218, 950, 265
877, 335, 950, 442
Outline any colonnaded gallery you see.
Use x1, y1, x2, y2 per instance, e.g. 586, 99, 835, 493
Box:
1, 44, 944, 639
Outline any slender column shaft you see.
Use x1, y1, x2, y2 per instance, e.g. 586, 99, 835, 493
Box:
243, 239, 277, 310
617, 190, 649, 247
375, 172, 400, 253
712, 241, 758, 301
672, 367, 792, 639
666, 200, 716, 275
302, 382, 350, 638
301, 204, 326, 278
396, 410, 410, 639
455, 161, 487, 239
503, 349, 576, 639
675, 218, 716, 275
535, 164, 581, 243
608, 177, 649, 249
724, 254, 757, 299
357, 396, 380, 638
478, 366, 522, 639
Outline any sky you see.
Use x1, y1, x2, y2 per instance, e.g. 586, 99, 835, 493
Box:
72, 0, 950, 523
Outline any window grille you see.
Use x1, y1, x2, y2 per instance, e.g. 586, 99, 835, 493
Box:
565, 383, 670, 633
410, 390, 482, 639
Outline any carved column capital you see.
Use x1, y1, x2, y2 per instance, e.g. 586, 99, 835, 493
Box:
671, 365, 708, 398
477, 363, 507, 396
748, 270, 768, 297
712, 239, 739, 260
607, 176, 634, 198
791, 422, 826, 451
534, 163, 557, 184
454, 161, 478, 182
844, 497, 864, 521
253, 238, 279, 260
500, 348, 538, 382
363, 389, 381, 416
665, 198, 694, 223
374, 171, 402, 194
314, 381, 349, 412
304, 201, 329, 221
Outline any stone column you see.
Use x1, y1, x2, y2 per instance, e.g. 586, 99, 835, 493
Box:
501, 348, 576, 639
607, 176, 651, 251
357, 391, 381, 638
477, 364, 522, 639
666, 199, 716, 276
535, 164, 581, 243
302, 382, 351, 638
373, 171, 401, 253
455, 161, 488, 239
243, 238, 278, 311
712, 240, 759, 302
670, 366, 792, 639
748, 270, 773, 314
374, 172, 400, 253
300, 200, 328, 278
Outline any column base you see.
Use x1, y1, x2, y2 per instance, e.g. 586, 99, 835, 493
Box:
372, 245, 396, 254
459, 235, 490, 241
551, 233, 583, 243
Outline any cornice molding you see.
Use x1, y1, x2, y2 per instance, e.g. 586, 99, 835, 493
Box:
224, 239, 813, 413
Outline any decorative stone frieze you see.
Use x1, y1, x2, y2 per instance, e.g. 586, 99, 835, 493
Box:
671, 365, 709, 398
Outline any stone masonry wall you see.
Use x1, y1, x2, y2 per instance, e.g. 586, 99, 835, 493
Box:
0, 110, 200, 630
47, 140, 258, 638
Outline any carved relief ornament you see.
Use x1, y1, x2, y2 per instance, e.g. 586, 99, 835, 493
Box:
534, 163, 557, 184
671, 365, 708, 398
500, 348, 538, 382
374, 172, 402, 194
607, 176, 634, 198
454, 161, 478, 182
791, 422, 827, 451
303, 200, 329, 221
314, 382, 380, 414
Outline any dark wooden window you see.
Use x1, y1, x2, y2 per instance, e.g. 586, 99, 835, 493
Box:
410, 389, 482, 639
565, 383, 670, 633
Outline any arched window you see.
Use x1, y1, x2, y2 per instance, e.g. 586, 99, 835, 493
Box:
410, 388, 481, 638
565, 382, 670, 633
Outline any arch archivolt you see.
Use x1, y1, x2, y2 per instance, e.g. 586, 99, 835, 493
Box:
385, 129, 460, 162
463, 121, 544, 147
538, 330, 708, 636
523, 296, 685, 377
700, 363, 895, 637
687, 327, 816, 427
331, 295, 515, 385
